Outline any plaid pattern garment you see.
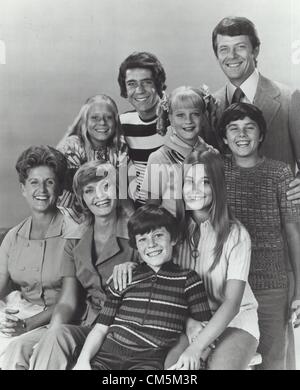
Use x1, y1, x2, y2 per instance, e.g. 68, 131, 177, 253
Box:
97, 260, 211, 349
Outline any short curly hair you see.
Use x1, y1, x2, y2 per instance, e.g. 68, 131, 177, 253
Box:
16, 145, 68, 192
118, 51, 167, 99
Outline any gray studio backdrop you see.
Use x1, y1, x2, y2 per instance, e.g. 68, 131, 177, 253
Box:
0, 0, 299, 227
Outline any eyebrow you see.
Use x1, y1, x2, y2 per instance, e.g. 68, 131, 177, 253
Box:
126, 78, 153, 83
227, 121, 256, 126
218, 41, 247, 48
28, 177, 55, 181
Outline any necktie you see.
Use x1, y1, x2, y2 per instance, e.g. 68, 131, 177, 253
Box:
231, 87, 245, 104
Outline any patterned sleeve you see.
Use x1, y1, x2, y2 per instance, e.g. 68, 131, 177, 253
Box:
185, 270, 212, 321
60, 239, 77, 277
57, 135, 86, 169
96, 284, 122, 326
226, 224, 251, 282
117, 135, 129, 168
277, 165, 300, 223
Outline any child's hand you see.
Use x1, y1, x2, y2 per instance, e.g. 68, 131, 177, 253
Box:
73, 360, 92, 370
167, 344, 202, 370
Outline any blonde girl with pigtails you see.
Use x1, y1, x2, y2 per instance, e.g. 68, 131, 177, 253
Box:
141, 85, 218, 216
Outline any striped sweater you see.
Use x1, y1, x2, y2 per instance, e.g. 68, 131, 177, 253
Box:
96, 261, 211, 349
120, 110, 164, 205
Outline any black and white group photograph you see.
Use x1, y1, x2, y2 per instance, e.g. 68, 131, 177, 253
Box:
0, 0, 300, 373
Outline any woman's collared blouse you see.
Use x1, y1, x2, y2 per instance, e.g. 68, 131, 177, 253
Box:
0, 210, 80, 308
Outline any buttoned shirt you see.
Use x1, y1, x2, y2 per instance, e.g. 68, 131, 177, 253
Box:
0, 210, 80, 308
61, 214, 138, 326
97, 261, 212, 349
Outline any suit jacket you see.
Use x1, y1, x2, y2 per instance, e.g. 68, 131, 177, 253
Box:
212, 74, 300, 173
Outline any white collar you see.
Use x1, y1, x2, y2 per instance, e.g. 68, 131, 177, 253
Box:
227, 69, 259, 104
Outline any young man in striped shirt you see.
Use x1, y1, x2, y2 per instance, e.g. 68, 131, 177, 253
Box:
73, 205, 211, 370
118, 52, 167, 207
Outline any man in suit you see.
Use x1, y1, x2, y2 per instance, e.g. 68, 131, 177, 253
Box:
211, 16, 300, 370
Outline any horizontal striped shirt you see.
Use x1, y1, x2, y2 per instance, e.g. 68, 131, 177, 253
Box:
97, 261, 211, 350
120, 110, 164, 204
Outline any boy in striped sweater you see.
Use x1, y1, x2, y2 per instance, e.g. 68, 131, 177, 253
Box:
73, 205, 211, 370
118, 52, 167, 207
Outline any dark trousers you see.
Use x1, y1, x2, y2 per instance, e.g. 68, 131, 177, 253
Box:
91, 338, 168, 370
255, 288, 291, 370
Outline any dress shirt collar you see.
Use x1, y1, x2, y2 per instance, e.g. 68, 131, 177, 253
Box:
227, 69, 259, 104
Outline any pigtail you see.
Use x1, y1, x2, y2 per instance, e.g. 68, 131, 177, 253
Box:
156, 91, 170, 136
198, 84, 219, 131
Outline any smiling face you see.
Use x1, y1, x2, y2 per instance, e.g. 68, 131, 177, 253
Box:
169, 106, 203, 146
86, 102, 117, 147
216, 34, 259, 86
21, 166, 59, 213
183, 164, 213, 211
82, 177, 117, 218
224, 116, 262, 161
125, 68, 160, 120
135, 227, 175, 272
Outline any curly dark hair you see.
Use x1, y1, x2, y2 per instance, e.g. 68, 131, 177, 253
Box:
118, 51, 167, 99
16, 145, 68, 192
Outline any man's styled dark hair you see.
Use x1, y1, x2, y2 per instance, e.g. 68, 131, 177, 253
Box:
218, 102, 267, 145
212, 16, 261, 57
127, 204, 179, 249
118, 51, 167, 99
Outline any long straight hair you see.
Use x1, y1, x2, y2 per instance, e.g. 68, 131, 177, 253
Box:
57, 94, 123, 160
178, 150, 239, 271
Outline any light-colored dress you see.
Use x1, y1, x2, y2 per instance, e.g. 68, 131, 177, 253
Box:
0, 210, 81, 365
176, 219, 259, 341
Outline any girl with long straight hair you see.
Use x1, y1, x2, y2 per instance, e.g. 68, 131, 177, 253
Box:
168, 150, 259, 369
